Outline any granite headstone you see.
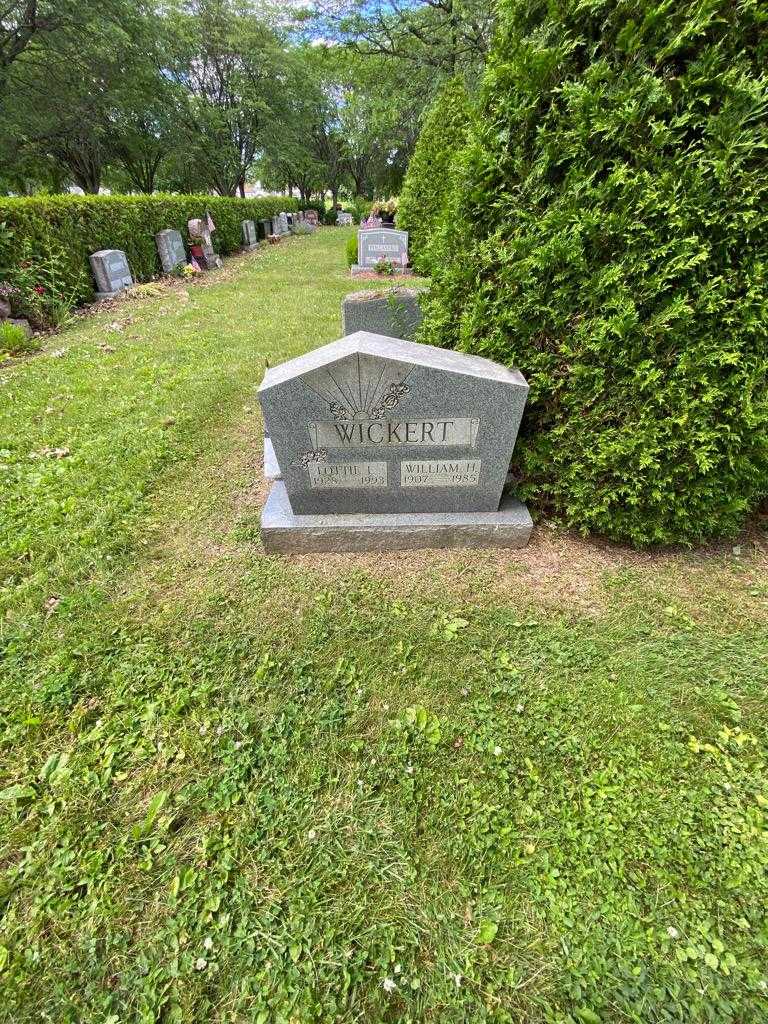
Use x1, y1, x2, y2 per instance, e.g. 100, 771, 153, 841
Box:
342, 287, 425, 341
337, 212, 354, 226
304, 209, 319, 227
242, 219, 258, 250
258, 330, 528, 517
155, 229, 187, 274
357, 228, 408, 269
89, 249, 133, 299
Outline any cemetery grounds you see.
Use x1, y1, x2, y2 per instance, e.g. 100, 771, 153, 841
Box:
1, 229, 767, 1023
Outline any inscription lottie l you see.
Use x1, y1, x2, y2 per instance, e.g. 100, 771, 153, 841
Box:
308, 461, 387, 489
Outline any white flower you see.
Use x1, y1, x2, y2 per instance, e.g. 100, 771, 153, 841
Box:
667, 926, 679, 939
216, 725, 224, 736
461, 688, 469, 697
307, 828, 318, 841
516, 703, 524, 714
194, 957, 207, 971
493, 745, 502, 757
452, 973, 462, 988
405, 765, 414, 775
382, 978, 397, 994
382, 703, 389, 712
203, 936, 213, 951
199, 724, 207, 736
393, 963, 402, 974
234, 740, 242, 750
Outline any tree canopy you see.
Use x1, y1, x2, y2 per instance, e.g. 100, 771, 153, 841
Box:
0, 0, 462, 199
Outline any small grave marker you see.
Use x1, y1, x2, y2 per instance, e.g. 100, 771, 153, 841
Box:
155, 229, 187, 274
89, 249, 133, 299
242, 219, 258, 250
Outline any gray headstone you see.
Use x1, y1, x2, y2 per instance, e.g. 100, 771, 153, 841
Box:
357, 228, 408, 269
342, 287, 425, 341
337, 212, 354, 226
304, 210, 319, 227
89, 249, 133, 298
277, 212, 290, 236
155, 229, 187, 274
258, 330, 528, 516
242, 219, 258, 249
258, 219, 273, 239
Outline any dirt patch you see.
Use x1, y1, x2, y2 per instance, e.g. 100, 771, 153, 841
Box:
132, 397, 768, 621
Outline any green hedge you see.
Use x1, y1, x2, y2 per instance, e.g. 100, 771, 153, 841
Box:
422, 0, 768, 546
0, 193, 299, 303
397, 78, 471, 275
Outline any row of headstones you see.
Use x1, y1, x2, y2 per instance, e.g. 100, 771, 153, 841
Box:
90, 209, 320, 300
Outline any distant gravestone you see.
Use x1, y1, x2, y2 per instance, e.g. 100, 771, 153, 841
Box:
304, 209, 318, 227
258, 330, 532, 552
258, 218, 273, 239
155, 229, 187, 274
277, 212, 290, 235
89, 249, 133, 299
342, 287, 425, 341
337, 212, 354, 226
242, 219, 258, 250
357, 228, 408, 270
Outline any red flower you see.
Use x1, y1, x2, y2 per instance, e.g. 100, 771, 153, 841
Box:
33, 285, 45, 294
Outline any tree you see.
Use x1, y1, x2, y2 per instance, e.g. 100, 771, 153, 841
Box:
0, 0, 160, 192
397, 76, 470, 272
314, 0, 494, 78
164, 0, 286, 197
332, 50, 426, 199
422, 0, 768, 545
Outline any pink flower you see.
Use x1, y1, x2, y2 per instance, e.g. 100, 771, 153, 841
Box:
34, 285, 45, 295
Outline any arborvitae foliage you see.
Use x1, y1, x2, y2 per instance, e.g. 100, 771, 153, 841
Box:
397, 78, 472, 274
422, 0, 768, 545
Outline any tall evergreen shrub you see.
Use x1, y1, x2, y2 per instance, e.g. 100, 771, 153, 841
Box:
397, 78, 471, 274
422, 0, 768, 545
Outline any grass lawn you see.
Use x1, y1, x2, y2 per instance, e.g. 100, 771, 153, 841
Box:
1, 228, 767, 1023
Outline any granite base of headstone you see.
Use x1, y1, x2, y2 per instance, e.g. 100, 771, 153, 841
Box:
89, 249, 133, 299
155, 229, 187, 274
258, 330, 532, 552
342, 287, 425, 341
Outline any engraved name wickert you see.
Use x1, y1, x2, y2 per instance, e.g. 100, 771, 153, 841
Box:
308, 417, 480, 449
